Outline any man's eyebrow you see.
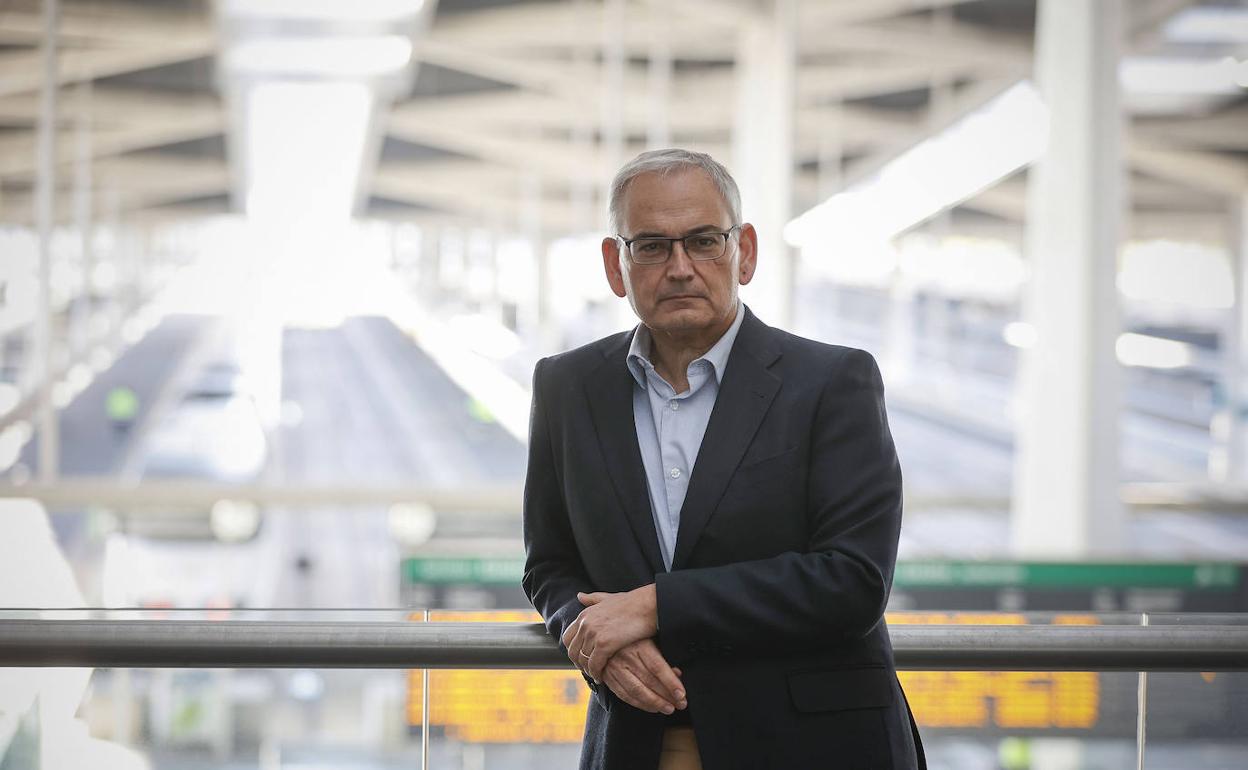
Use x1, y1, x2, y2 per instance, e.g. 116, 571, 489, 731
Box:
628, 224, 727, 239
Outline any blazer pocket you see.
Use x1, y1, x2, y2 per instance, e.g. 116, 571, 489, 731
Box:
736, 445, 799, 474
786, 665, 895, 713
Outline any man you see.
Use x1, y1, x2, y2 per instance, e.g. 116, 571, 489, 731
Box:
522, 149, 924, 770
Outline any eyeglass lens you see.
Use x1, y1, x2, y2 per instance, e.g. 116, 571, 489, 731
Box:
629, 233, 728, 263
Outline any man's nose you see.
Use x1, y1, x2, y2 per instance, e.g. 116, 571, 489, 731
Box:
665, 241, 696, 278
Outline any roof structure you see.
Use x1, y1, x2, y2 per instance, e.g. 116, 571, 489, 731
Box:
0, 0, 1243, 242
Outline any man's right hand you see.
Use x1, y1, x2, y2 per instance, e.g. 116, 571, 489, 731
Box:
600, 638, 687, 714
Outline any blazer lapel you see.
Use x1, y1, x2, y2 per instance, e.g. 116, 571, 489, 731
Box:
671, 310, 782, 570
584, 334, 666, 575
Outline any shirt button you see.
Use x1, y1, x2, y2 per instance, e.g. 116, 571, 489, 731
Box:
669, 401, 679, 411
669, 467, 682, 479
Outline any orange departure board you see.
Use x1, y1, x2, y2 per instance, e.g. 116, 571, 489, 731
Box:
891, 613, 1100, 730
404, 611, 1111, 743
407, 611, 590, 744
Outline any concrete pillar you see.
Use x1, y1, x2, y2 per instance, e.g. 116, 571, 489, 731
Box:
885, 273, 916, 385
521, 173, 557, 350
645, 1, 671, 150
104, 189, 125, 352
484, 223, 503, 319
71, 78, 93, 360
1214, 195, 1248, 481
806, 101, 844, 336
815, 100, 843, 201
924, 7, 955, 377
1012, 0, 1125, 556
569, 0, 596, 232
420, 224, 442, 302
34, 0, 60, 482
733, 0, 796, 329
599, 0, 626, 227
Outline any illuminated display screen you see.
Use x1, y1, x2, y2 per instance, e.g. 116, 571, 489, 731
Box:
407, 611, 590, 744
891, 613, 1100, 730
399, 561, 1248, 744
405, 612, 1120, 743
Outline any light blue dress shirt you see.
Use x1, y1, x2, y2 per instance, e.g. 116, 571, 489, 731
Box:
626, 302, 746, 571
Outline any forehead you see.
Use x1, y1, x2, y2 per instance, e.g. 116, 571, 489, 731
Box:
619, 168, 732, 234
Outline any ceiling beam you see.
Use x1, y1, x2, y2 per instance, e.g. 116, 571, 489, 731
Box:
1135, 108, 1248, 152
0, 36, 215, 98
0, 110, 223, 179
1129, 144, 1248, 197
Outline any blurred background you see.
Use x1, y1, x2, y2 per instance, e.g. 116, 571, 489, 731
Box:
1, 0, 1247, 768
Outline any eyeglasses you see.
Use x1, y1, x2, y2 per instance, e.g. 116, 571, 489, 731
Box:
616, 225, 741, 265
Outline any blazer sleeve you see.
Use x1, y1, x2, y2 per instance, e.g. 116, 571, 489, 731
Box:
521, 357, 595, 661
654, 348, 902, 662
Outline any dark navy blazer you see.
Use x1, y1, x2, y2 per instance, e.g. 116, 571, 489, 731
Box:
522, 307, 925, 770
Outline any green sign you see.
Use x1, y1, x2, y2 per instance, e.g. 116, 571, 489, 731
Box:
403, 558, 1241, 591
893, 561, 1240, 590
404, 556, 526, 585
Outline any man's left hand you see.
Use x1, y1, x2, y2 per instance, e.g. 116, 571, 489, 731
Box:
562, 584, 658, 681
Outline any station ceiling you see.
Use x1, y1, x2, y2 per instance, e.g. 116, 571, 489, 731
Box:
0, 0, 1244, 243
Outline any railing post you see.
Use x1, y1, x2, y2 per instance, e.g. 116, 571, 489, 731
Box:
1136, 612, 1149, 770
421, 608, 430, 770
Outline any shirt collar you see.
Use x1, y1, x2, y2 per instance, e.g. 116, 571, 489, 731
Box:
626, 300, 746, 388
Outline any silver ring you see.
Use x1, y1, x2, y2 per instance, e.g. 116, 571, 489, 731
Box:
580, 650, 591, 658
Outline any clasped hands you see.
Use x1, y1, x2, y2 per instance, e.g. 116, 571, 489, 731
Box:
561, 583, 687, 715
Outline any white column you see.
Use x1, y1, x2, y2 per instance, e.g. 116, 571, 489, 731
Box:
645, 1, 671, 150
923, 6, 955, 384
1215, 195, 1248, 481
420, 224, 442, 302
885, 274, 916, 385
485, 223, 503, 321
733, 0, 796, 329
599, 0, 626, 227
71, 78, 93, 359
104, 189, 125, 351
34, 0, 60, 483
811, 101, 843, 335
1012, 0, 1125, 556
815, 100, 842, 200
521, 173, 558, 350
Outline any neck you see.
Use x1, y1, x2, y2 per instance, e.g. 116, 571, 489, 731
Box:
647, 306, 738, 393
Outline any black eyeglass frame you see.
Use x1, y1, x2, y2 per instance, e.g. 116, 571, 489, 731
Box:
614, 224, 743, 265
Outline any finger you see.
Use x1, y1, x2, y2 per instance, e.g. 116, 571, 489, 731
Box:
605, 666, 674, 714
586, 637, 620, 681
564, 631, 586, 667
629, 658, 679, 708
577, 591, 606, 606
562, 626, 580, 663
564, 617, 593, 664
635, 647, 686, 707
560, 616, 579, 649
587, 648, 605, 681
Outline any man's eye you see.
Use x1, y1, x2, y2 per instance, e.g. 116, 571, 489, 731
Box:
636, 241, 662, 252
691, 237, 717, 248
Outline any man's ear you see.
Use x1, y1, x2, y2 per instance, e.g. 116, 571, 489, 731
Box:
602, 237, 628, 298
736, 223, 758, 286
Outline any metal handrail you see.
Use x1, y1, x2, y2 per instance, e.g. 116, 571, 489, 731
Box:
6, 478, 1247, 513
1, 621, 1246, 671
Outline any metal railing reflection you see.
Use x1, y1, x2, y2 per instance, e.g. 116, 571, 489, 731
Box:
1, 620, 1246, 670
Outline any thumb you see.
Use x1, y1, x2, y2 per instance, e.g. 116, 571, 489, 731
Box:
577, 591, 604, 606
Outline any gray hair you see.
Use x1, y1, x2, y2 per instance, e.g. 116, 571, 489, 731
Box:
607, 148, 742, 235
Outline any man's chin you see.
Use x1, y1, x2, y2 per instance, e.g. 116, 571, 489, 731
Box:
643, 308, 713, 333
